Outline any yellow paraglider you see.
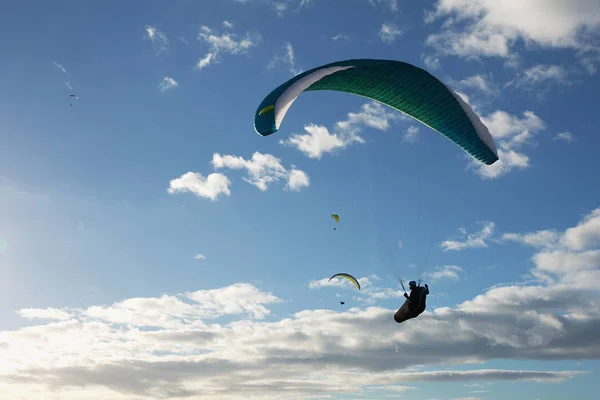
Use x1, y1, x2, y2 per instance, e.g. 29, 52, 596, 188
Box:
329, 273, 361, 290
332, 214, 339, 230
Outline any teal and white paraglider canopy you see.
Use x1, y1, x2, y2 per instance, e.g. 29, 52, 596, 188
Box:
254, 58, 499, 165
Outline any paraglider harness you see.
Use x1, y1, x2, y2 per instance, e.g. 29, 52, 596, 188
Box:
394, 281, 428, 324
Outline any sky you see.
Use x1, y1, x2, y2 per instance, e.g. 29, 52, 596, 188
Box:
1, 0, 600, 399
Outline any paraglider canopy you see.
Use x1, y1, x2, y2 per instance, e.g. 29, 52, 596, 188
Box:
329, 273, 360, 290
254, 58, 499, 165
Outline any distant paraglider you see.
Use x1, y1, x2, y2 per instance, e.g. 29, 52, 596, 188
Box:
332, 213, 339, 230
329, 273, 360, 291
69, 94, 80, 106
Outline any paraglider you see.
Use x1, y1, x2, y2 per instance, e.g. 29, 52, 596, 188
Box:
329, 273, 360, 290
332, 213, 339, 230
69, 94, 79, 106
254, 58, 499, 165
394, 281, 429, 324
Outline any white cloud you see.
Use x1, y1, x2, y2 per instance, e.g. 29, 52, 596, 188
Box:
281, 102, 403, 158
469, 110, 546, 179
268, 42, 301, 76
403, 126, 420, 143
223, 20, 234, 29
18, 308, 71, 321
332, 33, 349, 41
194, 254, 206, 260
3, 204, 600, 398
507, 64, 569, 92
158, 76, 178, 92
426, 265, 464, 282
425, 1, 600, 72
233, 0, 313, 16
281, 123, 362, 159
144, 25, 169, 55
368, 0, 399, 12
422, 53, 442, 70
186, 283, 282, 319
502, 230, 561, 250
285, 168, 310, 191
167, 172, 231, 201
521, 64, 568, 85
195, 52, 215, 69
458, 74, 498, 94
561, 208, 600, 252
212, 152, 309, 192
379, 23, 403, 43
195, 25, 260, 70
52, 61, 66, 73
441, 221, 496, 251
553, 131, 575, 143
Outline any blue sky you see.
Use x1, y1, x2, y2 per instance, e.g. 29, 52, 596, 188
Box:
1, 0, 600, 399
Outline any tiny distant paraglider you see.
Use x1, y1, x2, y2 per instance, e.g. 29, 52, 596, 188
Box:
332, 213, 339, 230
69, 94, 79, 106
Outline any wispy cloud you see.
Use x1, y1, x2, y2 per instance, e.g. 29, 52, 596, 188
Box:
281, 101, 404, 159
332, 33, 349, 41
167, 172, 231, 201
426, 265, 464, 282
368, 0, 398, 12
501, 230, 561, 250
441, 221, 496, 251
553, 131, 575, 143
212, 152, 309, 192
458, 74, 499, 96
506, 64, 570, 93
195, 25, 261, 70
421, 53, 441, 70
158, 76, 178, 92
223, 20, 234, 29
18, 308, 71, 321
379, 23, 402, 43
52, 61, 66, 73
53, 62, 75, 91
144, 25, 169, 55
194, 254, 206, 260
233, 0, 313, 17
268, 42, 301, 76
402, 126, 420, 143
